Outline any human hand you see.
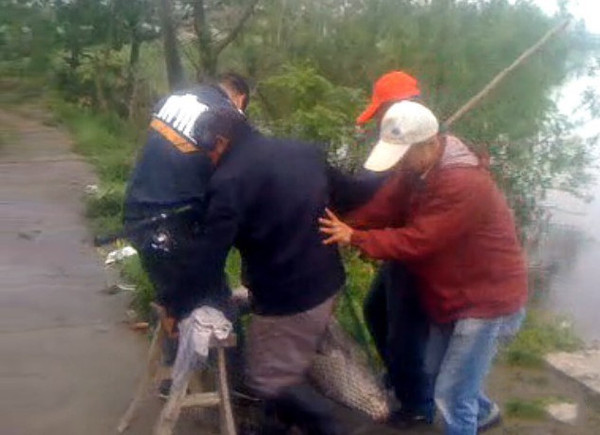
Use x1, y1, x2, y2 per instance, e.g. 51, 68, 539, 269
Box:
161, 315, 179, 338
318, 208, 355, 246
153, 303, 179, 338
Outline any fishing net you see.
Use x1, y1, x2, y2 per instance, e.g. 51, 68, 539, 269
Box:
308, 319, 391, 422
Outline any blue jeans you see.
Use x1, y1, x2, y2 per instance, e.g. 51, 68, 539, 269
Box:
425, 309, 525, 435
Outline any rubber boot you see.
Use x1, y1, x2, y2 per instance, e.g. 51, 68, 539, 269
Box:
258, 399, 289, 435
274, 383, 345, 435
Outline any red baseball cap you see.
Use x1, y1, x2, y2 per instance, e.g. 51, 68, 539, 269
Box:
356, 71, 421, 125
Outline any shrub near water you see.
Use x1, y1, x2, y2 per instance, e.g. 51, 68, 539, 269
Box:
504, 309, 582, 368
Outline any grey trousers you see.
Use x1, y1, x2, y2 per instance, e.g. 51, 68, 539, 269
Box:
245, 295, 336, 398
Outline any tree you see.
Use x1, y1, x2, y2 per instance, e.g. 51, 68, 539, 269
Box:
158, 0, 186, 90
187, 0, 260, 78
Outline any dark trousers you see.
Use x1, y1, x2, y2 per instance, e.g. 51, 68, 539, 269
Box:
363, 261, 434, 418
125, 213, 231, 319
127, 215, 233, 368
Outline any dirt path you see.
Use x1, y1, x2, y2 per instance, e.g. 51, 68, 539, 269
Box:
0, 108, 164, 435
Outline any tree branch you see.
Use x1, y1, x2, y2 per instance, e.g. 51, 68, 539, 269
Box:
214, 0, 260, 55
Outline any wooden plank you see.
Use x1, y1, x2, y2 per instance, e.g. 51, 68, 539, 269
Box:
217, 347, 237, 435
154, 374, 191, 435
117, 324, 164, 433
181, 392, 221, 408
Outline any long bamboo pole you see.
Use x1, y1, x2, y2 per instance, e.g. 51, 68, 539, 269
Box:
444, 19, 571, 127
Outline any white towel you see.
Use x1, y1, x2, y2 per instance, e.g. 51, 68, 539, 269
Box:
171, 306, 232, 392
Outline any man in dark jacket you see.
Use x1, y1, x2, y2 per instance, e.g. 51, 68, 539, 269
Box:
123, 74, 249, 320
122, 76, 250, 400
353, 71, 432, 427
320, 101, 527, 435
177, 128, 346, 434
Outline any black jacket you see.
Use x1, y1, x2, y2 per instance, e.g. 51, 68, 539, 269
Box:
186, 129, 346, 317
124, 85, 237, 221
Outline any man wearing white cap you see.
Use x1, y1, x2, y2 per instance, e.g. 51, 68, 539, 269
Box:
320, 101, 528, 435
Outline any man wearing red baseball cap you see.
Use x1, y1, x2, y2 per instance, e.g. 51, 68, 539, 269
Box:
356, 71, 422, 125
351, 71, 434, 429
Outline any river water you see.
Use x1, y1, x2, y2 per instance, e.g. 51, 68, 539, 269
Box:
533, 73, 600, 344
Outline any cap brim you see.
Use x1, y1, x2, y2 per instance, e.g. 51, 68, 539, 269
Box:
364, 140, 411, 172
356, 101, 381, 125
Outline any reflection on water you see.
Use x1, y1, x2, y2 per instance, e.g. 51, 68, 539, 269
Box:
534, 190, 600, 343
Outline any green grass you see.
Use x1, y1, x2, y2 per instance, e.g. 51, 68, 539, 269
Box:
48, 98, 142, 236
505, 398, 547, 420
505, 396, 576, 420
0, 76, 48, 106
121, 255, 155, 320
503, 309, 582, 368
335, 250, 380, 364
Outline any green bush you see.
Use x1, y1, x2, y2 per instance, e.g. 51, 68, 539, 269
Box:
504, 310, 582, 368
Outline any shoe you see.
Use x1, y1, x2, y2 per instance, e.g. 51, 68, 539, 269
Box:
388, 408, 433, 430
478, 403, 501, 432
158, 378, 172, 400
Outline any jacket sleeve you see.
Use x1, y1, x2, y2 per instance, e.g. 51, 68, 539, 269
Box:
344, 171, 411, 229
350, 169, 486, 260
327, 165, 390, 214
161, 177, 242, 319
198, 177, 242, 283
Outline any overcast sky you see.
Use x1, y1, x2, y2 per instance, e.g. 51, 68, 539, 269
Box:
533, 0, 599, 33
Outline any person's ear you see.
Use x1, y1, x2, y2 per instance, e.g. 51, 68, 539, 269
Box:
233, 93, 246, 112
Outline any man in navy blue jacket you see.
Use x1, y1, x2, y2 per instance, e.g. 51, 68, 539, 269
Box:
124, 74, 249, 321
181, 128, 346, 434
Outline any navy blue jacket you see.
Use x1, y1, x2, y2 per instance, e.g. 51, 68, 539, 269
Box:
187, 129, 346, 317
124, 85, 236, 220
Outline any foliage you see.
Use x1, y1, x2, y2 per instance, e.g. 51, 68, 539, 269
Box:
251, 63, 367, 166
335, 251, 378, 352
0, 0, 56, 75
503, 309, 582, 368
53, 49, 128, 115
490, 111, 596, 240
174, 0, 261, 79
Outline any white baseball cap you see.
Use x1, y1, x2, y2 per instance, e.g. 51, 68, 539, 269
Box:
364, 101, 439, 172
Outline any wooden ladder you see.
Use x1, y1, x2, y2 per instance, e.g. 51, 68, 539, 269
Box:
117, 305, 237, 435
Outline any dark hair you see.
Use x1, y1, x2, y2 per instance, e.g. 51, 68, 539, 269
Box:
218, 72, 250, 111
193, 108, 247, 151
